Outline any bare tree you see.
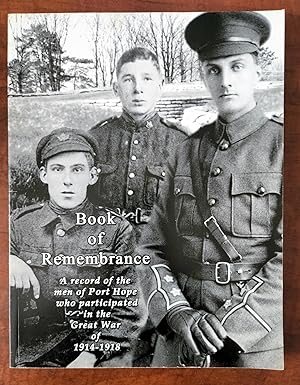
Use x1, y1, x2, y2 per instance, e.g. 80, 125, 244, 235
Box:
85, 14, 124, 87
118, 13, 195, 83
85, 14, 101, 87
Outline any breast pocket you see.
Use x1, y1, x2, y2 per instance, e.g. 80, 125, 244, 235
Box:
143, 165, 165, 207
174, 176, 197, 236
231, 172, 282, 237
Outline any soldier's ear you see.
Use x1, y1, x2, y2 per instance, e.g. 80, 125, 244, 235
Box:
89, 166, 99, 186
256, 65, 262, 82
39, 166, 48, 185
113, 81, 119, 96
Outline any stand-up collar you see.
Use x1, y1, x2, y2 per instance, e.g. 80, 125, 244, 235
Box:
121, 109, 159, 132
213, 105, 268, 144
38, 199, 93, 231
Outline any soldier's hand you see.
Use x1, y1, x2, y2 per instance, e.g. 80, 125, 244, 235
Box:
9, 255, 40, 299
192, 311, 227, 355
67, 352, 97, 368
166, 306, 227, 356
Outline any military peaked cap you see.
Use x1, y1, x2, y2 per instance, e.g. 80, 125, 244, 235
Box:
36, 127, 99, 167
185, 11, 271, 60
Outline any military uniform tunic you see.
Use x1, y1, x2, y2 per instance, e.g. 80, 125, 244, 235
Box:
88, 111, 186, 224
11, 200, 140, 366
137, 105, 283, 368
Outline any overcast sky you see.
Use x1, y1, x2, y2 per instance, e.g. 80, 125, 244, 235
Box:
8, 10, 285, 63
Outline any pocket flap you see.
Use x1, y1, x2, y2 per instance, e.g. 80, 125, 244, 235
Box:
174, 176, 196, 197
232, 172, 282, 196
146, 165, 165, 178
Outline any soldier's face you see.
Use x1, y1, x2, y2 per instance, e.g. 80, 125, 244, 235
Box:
202, 53, 260, 122
113, 59, 162, 121
39, 152, 98, 209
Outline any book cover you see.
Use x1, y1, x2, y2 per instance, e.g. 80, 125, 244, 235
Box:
8, 9, 284, 369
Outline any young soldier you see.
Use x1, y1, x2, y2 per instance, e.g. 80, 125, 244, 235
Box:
88, 47, 186, 230
137, 12, 283, 368
88, 47, 187, 365
10, 128, 140, 367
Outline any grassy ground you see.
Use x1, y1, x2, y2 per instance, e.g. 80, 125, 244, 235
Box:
9, 82, 283, 208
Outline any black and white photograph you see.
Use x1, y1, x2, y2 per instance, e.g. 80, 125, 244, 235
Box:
8, 10, 284, 369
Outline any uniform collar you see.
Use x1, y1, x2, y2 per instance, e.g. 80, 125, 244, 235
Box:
38, 199, 93, 231
214, 104, 268, 144
121, 109, 159, 131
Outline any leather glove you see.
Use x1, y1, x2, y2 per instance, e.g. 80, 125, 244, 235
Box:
166, 306, 227, 357
179, 338, 210, 367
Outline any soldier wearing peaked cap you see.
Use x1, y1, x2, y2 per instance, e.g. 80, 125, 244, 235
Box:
10, 128, 141, 367
136, 12, 283, 368
35, 127, 100, 167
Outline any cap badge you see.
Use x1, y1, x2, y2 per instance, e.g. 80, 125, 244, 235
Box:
56, 133, 70, 141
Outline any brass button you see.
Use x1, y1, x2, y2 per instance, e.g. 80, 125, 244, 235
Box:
127, 189, 134, 196
257, 186, 266, 195
205, 233, 210, 239
211, 167, 222, 176
129, 172, 135, 178
175, 187, 181, 195
133, 139, 139, 145
208, 198, 216, 206
161, 171, 166, 177
97, 167, 101, 174
57, 228, 65, 237
219, 140, 229, 151
26, 259, 32, 265
131, 155, 137, 161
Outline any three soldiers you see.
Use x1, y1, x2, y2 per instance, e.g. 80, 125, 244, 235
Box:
10, 11, 283, 369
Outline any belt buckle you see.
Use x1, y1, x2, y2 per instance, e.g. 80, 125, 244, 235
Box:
204, 215, 216, 229
215, 262, 231, 284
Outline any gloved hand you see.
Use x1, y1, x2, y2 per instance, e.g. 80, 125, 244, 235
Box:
179, 338, 210, 367
166, 306, 227, 359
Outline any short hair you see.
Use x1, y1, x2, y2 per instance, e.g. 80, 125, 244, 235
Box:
42, 152, 95, 170
116, 47, 161, 77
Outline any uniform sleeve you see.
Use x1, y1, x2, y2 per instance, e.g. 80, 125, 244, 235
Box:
214, 214, 283, 352
83, 219, 143, 357
10, 214, 21, 256
136, 154, 190, 332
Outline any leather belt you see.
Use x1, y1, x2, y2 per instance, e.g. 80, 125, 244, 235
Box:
175, 260, 263, 284
204, 216, 242, 262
